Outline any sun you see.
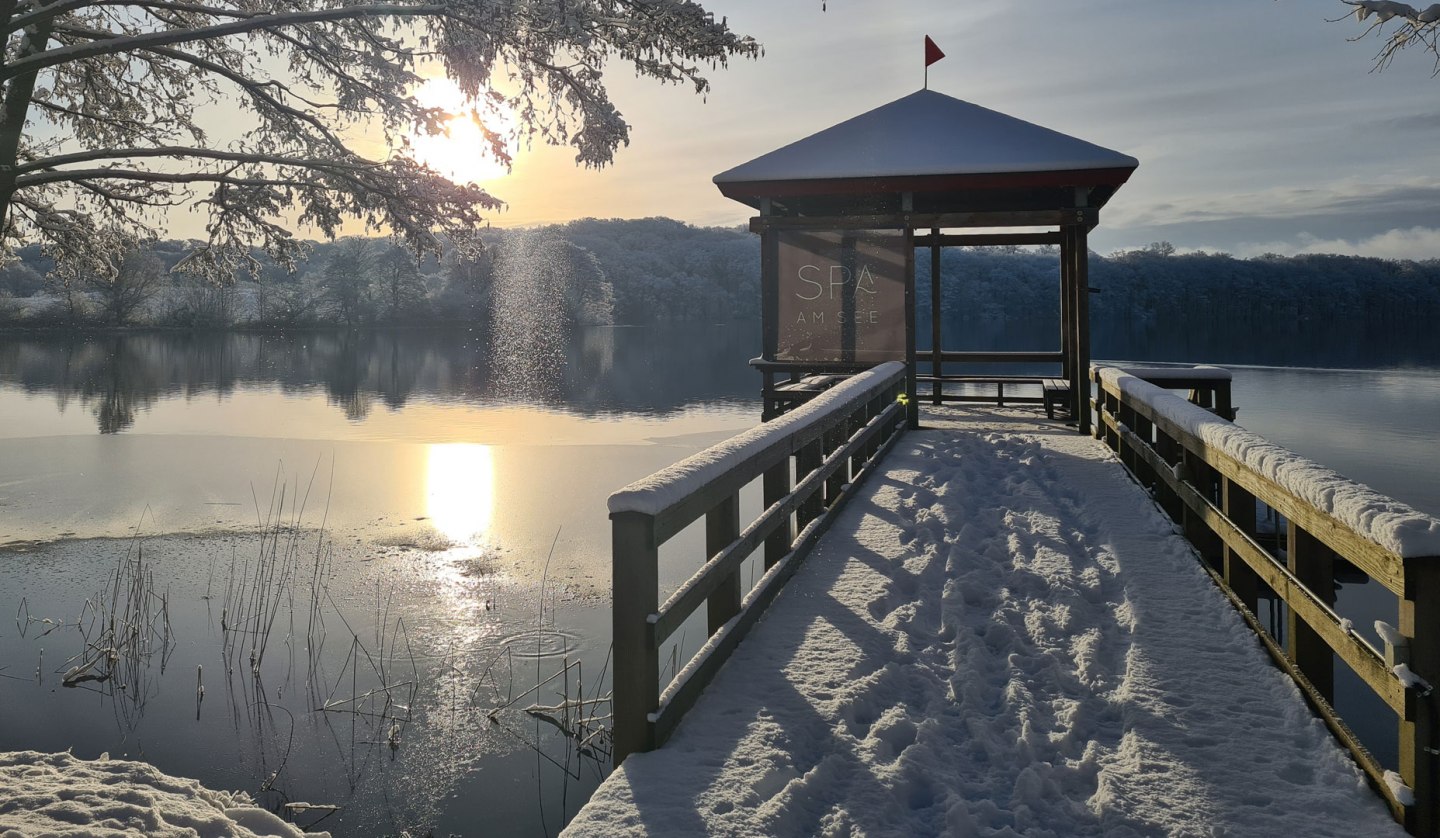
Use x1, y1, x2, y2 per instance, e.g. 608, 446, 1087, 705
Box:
408, 78, 516, 185
426, 443, 495, 546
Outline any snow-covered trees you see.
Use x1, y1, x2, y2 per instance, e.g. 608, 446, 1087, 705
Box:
0, 1, 758, 279
85, 248, 165, 325
1343, 1, 1440, 71
317, 237, 375, 327
375, 245, 428, 322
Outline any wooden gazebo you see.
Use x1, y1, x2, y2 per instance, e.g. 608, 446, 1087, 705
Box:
713, 89, 1138, 434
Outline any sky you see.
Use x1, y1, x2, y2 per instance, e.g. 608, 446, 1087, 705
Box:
434, 0, 1440, 260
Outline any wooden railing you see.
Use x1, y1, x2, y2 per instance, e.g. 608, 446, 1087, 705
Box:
919, 350, 1064, 409
608, 361, 908, 765
1092, 364, 1440, 834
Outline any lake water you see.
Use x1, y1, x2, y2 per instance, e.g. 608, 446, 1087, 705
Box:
0, 327, 765, 836
1, 326, 1437, 835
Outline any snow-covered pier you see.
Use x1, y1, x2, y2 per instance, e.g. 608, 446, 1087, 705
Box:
568, 365, 1440, 835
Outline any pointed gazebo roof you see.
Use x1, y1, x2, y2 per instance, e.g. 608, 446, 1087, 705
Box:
714, 89, 1138, 216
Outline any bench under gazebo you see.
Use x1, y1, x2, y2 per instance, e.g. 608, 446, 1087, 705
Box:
713, 88, 1139, 434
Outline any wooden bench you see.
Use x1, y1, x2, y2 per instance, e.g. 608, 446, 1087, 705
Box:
751, 359, 876, 421
766, 374, 849, 416
774, 374, 847, 396
1042, 378, 1072, 420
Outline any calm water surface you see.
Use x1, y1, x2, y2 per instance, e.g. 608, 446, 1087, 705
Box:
1, 326, 1437, 835
0, 327, 763, 836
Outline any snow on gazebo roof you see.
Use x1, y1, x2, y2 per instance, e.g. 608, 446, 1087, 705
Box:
714, 89, 1138, 211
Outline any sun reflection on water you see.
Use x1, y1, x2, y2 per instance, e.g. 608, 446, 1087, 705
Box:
426, 443, 494, 546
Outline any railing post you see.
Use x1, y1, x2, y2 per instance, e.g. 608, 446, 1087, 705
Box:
1183, 453, 1223, 571
1133, 410, 1156, 486
1286, 521, 1335, 702
1401, 560, 1440, 834
1153, 428, 1182, 521
706, 493, 741, 634
1103, 385, 1125, 458
761, 369, 776, 422
848, 402, 868, 484
1091, 368, 1105, 442
824, 424, 847, 507
1215, 379, 1235, 421
796, 438, 823, 529
862, 394, 882, 461
763, 460, 792, 569
611, 510, 659, 766
1106, 388, 1122, 450
1221, 477, 1260, 613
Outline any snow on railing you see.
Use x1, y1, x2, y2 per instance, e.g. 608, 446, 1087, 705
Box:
609, 362, 907, 766
1093, 364, 1440, 834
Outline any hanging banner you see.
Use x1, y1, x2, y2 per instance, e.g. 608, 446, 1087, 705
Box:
775, 230, 907, 363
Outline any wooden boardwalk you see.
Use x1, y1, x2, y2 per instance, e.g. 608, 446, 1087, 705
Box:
566, 406, 1401, 836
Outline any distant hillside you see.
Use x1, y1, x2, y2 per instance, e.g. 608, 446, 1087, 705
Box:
2, 221, 1438, 338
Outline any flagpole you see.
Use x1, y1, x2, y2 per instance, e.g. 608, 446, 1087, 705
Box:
923, 36, 944, 91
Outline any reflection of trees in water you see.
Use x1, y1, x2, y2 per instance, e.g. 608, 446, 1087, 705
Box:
9, 336, 170, 433
6, 312, 1436, 436
376, 331, 428, 410
0, 325, 763, 433
318, 330, 376, 421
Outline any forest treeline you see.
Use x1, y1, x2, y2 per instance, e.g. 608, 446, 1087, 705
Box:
0, 218, 758, 329
1, 218, 1438, 334
919, 242, 1440, 343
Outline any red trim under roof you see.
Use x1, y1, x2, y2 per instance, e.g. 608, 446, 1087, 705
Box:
716, 167, 1136, 201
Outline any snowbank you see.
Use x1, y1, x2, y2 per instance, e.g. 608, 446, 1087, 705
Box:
567, 407, 1401, 836
0, 751, 328, 838
1096, 366, 1440, 558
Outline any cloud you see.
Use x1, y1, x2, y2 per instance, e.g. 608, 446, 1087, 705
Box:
1378, 111, 1440, 131
1110, 178, 1440, 229
1229, 227, 1440, 260
1097, 178, 1440, 256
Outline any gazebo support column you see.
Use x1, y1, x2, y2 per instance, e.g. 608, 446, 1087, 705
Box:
930, 228, 942, 405
759, 225, 779, 420
1060, 230, 1074, 384
905, 229, 919, 428
1063, 226, 1079, 411
1074, 223, 1092, 435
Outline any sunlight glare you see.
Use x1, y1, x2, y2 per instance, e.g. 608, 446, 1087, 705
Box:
426, 443, 495, 546
409, 77, 515, 184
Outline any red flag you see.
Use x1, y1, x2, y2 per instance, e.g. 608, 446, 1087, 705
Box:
924, 36, 945, 67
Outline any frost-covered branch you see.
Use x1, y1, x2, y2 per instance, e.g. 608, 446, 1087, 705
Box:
1, 5, 453, 81
1342, 1, 1440, 72
0, 0, 760, 280
13, 146, 382, 176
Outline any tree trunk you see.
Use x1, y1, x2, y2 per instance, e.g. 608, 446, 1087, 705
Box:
0, 16, 55, 233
